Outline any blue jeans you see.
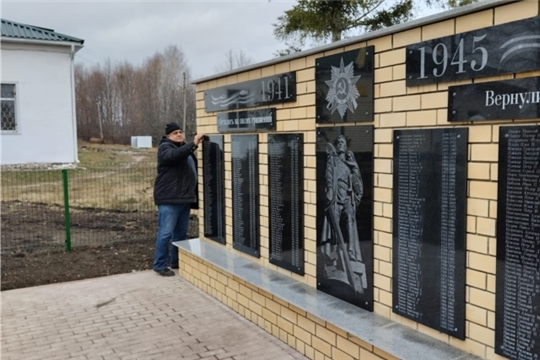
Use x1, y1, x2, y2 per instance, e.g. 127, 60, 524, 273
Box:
153, 204, 191, 271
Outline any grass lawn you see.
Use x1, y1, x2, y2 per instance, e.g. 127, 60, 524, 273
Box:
1, 141, 158, 211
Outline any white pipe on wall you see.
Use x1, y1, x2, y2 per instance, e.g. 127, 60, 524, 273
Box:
69, 43, 79, 163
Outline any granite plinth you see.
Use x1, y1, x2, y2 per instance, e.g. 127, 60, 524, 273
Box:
174, 238, 483, 360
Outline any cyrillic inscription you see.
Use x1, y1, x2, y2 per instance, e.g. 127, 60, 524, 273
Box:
448, 77, 540, 122
231, 134, 260, 257
268, 134, 304, 275
203, 135, 225, 244
495, 126, 540, 360
392, 128, 467, 339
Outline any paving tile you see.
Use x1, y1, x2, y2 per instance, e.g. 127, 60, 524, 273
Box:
1, 271, 309, 360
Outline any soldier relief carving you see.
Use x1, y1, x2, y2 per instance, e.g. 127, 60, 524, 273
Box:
320, 135, 367, 295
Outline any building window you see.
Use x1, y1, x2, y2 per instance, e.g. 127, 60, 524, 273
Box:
1, 84, 17, 132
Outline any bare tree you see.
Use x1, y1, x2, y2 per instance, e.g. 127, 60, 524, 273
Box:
75, 62, 108, 141
112, 61, 136, 137
75, 45, 196, 146
214, 49, 254, 73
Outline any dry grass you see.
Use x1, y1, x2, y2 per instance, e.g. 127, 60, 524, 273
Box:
1, 142, 158, 211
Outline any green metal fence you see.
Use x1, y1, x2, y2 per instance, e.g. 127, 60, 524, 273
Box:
1, 162, 158, 254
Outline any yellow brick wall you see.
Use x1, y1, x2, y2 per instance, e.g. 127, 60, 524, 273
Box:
193, 2, 540, 359
179, 250, 400, 360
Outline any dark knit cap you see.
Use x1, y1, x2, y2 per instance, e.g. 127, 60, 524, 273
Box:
165, 122, 181, 135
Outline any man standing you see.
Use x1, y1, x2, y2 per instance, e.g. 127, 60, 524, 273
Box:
153, 122, 205, 276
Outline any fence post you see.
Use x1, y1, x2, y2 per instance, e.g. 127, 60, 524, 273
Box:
62, 169, 72, 252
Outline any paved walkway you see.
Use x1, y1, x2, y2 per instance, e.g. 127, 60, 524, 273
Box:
1, 271, 309, 360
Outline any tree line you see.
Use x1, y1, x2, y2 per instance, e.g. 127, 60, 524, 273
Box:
75, 45, 197, 146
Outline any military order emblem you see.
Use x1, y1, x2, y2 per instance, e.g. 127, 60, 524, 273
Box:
315, 47, 374, 123
325, 58, 361, 119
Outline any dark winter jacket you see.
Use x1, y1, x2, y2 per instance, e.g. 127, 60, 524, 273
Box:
153, 137, 198, 206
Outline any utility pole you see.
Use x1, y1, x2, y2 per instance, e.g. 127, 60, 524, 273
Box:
96, 99, 103, 139
182, 72, 187, 133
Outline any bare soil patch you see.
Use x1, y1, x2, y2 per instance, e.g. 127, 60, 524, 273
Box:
1, 201, 199, 291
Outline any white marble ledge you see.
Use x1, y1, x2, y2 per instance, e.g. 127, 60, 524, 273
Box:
174, 238, 484, 360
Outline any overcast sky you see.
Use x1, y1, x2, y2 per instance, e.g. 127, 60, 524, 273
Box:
2, 1, 441, 81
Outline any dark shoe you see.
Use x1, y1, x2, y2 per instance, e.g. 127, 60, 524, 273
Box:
154, 268, 175, 277
171, 265, 179, 269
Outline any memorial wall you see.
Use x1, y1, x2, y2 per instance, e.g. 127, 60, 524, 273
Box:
193, 2, 540, 359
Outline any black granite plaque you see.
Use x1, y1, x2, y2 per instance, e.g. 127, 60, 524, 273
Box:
231, 134, 260, 257
316, 126, 374, 311
203, 135, 225, 244
315, 47, 374, 124
449, 76, 540, 122
407, 15, 540, 86
204, 72, 296, 112
495, 125, 540, 360
268, 134, 304, 275
392, 128, 467, 339
217, 108, 276, 133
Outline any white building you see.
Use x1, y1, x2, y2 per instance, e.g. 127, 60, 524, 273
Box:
1, 19, 84, 165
